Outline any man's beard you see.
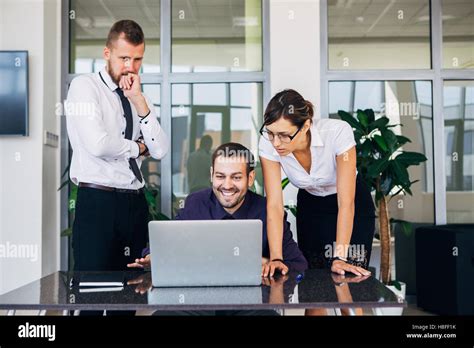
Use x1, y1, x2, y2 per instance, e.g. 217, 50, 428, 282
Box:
107, 65, 123, 86
214, 186, 244, 209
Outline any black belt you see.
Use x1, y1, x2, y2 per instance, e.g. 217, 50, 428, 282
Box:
79, 182, 144, 194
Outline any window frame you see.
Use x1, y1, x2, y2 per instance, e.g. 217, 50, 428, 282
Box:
320, 0, 474, 225
60, 0, 270, 269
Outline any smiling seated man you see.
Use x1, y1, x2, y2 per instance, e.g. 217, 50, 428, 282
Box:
128, 142, 308, 315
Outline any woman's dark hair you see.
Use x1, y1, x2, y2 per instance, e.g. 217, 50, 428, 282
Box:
262, 89, 314, 128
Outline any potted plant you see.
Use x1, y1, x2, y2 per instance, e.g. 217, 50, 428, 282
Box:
337, 109, 427, 297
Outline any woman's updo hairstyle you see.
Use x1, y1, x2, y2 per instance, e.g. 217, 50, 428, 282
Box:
262, 89, 314, 128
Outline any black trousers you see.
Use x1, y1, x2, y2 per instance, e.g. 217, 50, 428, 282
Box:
72, 186, 149, 316
72, 186, 149, 271
296, 174, 376, 270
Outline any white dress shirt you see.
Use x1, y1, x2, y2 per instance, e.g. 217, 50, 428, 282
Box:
259, 118, 357, 197
65, 68, 169, 189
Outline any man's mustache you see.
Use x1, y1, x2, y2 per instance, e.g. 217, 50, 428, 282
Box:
218, 187, 239, 194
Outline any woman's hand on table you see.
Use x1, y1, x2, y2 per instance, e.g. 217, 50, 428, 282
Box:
331, 259, 371, 276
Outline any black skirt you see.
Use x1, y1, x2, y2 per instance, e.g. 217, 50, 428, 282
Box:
296, 173, 376, 270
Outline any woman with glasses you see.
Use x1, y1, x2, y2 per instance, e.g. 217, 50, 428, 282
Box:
259, 89, 375, 314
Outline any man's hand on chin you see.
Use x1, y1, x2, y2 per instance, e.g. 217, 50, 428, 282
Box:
119, 73, 141, 98
120, 73, 150, 117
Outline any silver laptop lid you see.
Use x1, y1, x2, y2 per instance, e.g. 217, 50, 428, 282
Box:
149, 220, 262, 287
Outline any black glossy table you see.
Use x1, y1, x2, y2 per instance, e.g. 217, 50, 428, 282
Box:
0, 269, 405, 312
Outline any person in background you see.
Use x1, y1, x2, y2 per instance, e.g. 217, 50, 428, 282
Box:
187, 135, 213, 193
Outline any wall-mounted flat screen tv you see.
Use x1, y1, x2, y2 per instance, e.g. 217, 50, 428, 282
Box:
0, 51, 29, 136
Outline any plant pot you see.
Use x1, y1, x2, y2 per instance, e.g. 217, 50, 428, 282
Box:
377, 281, 406, 316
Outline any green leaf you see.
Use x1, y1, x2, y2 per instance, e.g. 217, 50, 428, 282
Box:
390, 161, 410, 187
395, 152, 427, 166
154, 212, 171, 221
338, 110, 364, 132
284, 205, 297, 218
67, 184, 78, 212
381, 129, 398, 152
380, 177, 393, 196
401, 221, 413, 237
356, 110, 369, 128
389, 280, 402, 291
390, 185, 405, 197
60, 162, 70, 180
61, 227, 73, 237
364, 109, 375, 123
359, 140, 372, 156
369, 117, 389, 132
404, 185, 413, 196
389, 180, 419, 198
58, 180, 69, 192
281, 177, 290, 190
70, 184, 78, 199
373, 135, 388, 152
367, 158, 390, 178
353, 130, 363, 143
396, 135, 411, 147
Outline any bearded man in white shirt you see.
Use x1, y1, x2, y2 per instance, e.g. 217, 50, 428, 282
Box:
65, 20, 168, 272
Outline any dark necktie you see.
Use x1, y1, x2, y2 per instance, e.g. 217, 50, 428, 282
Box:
115, 88, 143, 183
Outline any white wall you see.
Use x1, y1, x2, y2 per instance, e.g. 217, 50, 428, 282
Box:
270, 0, 321, 239
41, 0, 61, 277
270, 0, 320, 110
0, 0, 61, 295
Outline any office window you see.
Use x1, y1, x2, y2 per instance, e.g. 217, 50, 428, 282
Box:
69, 0, 161, 73
171, 82, 263, 216
62, 0, 268, 268
444, 81, 474, 223
328, 0, 431, 70
329, 81, 384, 115
442, 0, 474, 69
329, 80, 434, 223
140, 84, 162, 214
171, 0, 262, 72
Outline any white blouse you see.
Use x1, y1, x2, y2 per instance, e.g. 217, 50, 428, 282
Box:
259, 118, 357, 197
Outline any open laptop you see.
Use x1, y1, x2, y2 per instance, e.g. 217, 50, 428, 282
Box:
148, 220, 262, 287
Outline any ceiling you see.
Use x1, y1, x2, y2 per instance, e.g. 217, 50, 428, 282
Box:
71, 0, 472, 41
328, 0, 474, 39
71, 0, 261, 40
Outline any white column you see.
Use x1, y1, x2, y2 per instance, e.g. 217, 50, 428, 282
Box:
0, 0, 61, 295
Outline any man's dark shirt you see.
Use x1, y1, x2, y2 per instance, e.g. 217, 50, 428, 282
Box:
144, 188, 308, 272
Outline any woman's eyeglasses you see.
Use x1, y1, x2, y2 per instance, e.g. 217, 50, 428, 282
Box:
259, 124, 303, 144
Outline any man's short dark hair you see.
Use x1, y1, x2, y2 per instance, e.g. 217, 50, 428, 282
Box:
211, 143, 256, 176
106, 20, 145, 48
200, 135, 213, 152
